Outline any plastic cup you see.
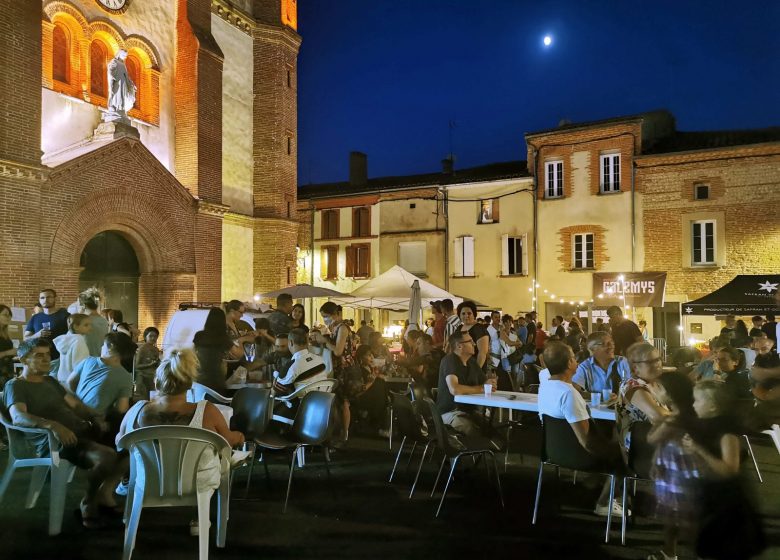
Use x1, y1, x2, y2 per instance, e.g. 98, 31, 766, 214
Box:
42, 322, 51, 331
602, 389, 612, 402
591, 392, 602, 406
484, 383, 493, 397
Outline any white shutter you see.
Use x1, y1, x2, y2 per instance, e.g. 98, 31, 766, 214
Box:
454, 237, 464, 276
463, 236, 475, 277
399, 241, 426, 275
501, 234, 509, 276
522, 233, 529, 275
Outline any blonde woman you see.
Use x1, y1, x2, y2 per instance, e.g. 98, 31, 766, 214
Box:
53, 313, 91, 384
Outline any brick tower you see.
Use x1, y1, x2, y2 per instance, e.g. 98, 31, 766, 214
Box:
251, 0, 301, 292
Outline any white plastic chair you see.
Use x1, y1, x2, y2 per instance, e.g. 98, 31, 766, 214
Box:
762, 424, 780, 455
117, 426, 232, 560
188, 382, 233, 404
0, 405, 77, 536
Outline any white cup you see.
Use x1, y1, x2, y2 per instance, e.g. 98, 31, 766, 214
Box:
590, 392, 602, 406
484, 383, 493, 397
602, 389, 612, 402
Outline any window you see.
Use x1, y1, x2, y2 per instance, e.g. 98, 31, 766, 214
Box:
692, 220, 716, 265
352, 207, 370, 237
695, 184, 710, 200
89, 40, 108, 97
398, 241, 427, 275
125, 54, 141, 110
545, 160, 564, 198
321, 246, 338, 280
52, 24, 69, 83
572, 233, 594, 269
600, 153, 620, 193
477, 199, 499, 224
321, 209, 339, 239
346, 244, 370, 278
501, 235, 525, 276
453, 236, 475, 277
287, 135, 293, 155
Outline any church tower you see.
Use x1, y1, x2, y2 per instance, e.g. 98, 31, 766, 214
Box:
251, 0, 301, 292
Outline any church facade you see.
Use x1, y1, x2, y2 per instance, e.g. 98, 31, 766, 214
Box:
0, 0, 300, 330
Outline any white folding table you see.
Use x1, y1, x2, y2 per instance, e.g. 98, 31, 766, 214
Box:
454, 390, 616, 421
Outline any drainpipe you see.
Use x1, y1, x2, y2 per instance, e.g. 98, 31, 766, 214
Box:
532, 151, 539, 310
309, 199, 315, 322
631, 160, 636, 272
442, 187, 449, 291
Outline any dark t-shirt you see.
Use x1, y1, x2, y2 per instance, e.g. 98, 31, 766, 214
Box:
612, 319, 643, 356
3, 376, 90, 454
436, 353, 486, 415
25, 309, 70, 360
267, 310, 293, 337
0, 337, 13, 384
762, 321, 778, 343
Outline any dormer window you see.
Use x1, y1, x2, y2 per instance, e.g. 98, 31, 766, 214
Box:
695, 184, 710, 200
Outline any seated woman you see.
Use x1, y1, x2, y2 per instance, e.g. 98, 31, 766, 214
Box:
343, 345, 389, 438
117, 348, 245, 488
193, 308, 235, 395
368, 331, 391, 368
716, 346, 752, 400
617, 342, 670, 475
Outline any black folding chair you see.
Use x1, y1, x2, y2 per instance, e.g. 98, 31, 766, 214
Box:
229, 387, 272, 496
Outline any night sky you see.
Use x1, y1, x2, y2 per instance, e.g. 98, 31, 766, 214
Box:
297, 0, 780, 185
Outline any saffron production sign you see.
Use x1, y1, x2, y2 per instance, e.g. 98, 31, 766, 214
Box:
593, 272, 667, 307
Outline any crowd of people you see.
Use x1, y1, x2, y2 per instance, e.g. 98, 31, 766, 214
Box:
0, 288, 778, 558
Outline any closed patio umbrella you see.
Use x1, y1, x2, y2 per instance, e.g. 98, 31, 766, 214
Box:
408, 279, 422, 329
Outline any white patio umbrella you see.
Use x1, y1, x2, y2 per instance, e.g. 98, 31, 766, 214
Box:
408, 279, 422, 329
332, 265, 461, 310
260, 283, 346, 299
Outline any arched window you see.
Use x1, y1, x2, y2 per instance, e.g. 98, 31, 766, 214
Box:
125, 54, 141, 110
52, 24, 70, 83
89, 40, 108, 98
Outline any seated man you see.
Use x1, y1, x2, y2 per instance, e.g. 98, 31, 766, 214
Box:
3, 339, 125, 528
68, 332, 135, 430
435, 330, 496, 438
273, 328, 327, 396
572, 332, 631, 396
538, 341, 625, 517
748, 351, 780, 429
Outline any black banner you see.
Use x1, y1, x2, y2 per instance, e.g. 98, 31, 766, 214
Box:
683, 275, 780, 316
593, 272, 667, 307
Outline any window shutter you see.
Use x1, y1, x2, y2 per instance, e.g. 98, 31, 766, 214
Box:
522, 233, 529, 275
345, 245, 355, 277
463, 236, 475, 277
492, 200, 500, 222
454, 237, 464, 276
501, 234, 509, 276
361, 208, 370, 236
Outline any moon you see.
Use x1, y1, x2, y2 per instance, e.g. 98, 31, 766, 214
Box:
543, 35, 552, 46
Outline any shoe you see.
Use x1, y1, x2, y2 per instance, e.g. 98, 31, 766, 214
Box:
377, 429, 391, 439
189, 519, 211, 536
115, 479, 129, 496
647, 552, 677, 560
594, 499, 631, 517
230, 449, 252, 467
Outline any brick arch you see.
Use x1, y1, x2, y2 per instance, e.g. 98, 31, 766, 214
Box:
125, 36, 160, 70
88, 21, 125, 53
48, 189, 192, 275
43, 1, 89, 36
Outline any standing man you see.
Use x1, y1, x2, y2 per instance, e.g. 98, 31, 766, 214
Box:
267, 293, 294, 336
750, 316, 765, 338
720, 314, 737, 340
441, 298, 462, 350
606, 306, 643, 356
357, 320, 374, 346
24, 289, 70, 375
486, 310, 505, 380
80, 294, 109, 357
762, 314, 778, 345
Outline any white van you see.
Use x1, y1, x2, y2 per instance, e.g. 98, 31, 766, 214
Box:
161, 308, 271, 354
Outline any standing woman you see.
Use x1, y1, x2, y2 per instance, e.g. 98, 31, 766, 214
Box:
312, 302, 354, 440
0, 305, 16, 388
456, 301, 489, 371
290, 303, 309, 334
192, 308, 235, 394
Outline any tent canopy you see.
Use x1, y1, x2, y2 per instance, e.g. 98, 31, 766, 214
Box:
682, 274, 780, 316
332, 265, 462, 310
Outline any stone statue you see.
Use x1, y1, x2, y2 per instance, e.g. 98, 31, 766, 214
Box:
104, 49, 136, 123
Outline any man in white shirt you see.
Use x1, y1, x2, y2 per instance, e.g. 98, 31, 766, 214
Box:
537, 341, 626, 517
273, 328, 327, 397
486, 311, 503, 372
441, 298, 462, 351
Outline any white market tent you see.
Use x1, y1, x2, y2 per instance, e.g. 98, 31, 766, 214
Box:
331, 265, 462, 311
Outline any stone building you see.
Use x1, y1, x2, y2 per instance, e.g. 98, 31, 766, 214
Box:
0, 0, 300, 331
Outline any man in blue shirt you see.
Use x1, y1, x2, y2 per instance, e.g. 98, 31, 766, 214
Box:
572, 332, 630, 395
24, 289, 70, 375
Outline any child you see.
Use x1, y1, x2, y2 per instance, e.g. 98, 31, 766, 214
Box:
133, 326, 161, 400
53, 313, 91, 384
646, 372, 699, 560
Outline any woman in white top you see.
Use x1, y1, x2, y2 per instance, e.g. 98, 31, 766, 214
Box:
117, 348, 244, 492
53, 313, 91, 384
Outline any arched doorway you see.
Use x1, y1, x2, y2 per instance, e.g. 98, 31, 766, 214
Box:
79, 231, 140, 326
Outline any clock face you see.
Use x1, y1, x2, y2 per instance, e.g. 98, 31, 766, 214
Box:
96, 0, 130, 14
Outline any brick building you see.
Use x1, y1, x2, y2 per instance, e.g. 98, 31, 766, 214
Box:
0, 0, 300, 333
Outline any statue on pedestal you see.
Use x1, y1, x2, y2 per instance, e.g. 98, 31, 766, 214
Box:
103, 49, 136, 124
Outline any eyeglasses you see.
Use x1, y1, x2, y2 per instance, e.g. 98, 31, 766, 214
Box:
632, 357, 662, 365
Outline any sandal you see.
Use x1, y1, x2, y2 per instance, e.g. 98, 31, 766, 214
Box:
647, 552, 677, 560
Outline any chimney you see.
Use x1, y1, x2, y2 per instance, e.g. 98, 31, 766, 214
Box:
349, 151, 367, 187
441, 156, 454, 175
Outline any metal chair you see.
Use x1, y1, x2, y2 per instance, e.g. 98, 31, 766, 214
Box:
117, 426, 233, 560
621, 421, 654, 545
422, 398, 504, 518
255, 391, 336, 513
189, 382, 232, 405
387, 394, 433, 498
229, 387, 272, 495
0, 404, 77, 536
763, 424, 780, 455
532, 415, 620, 543
742, 433, 764, 483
